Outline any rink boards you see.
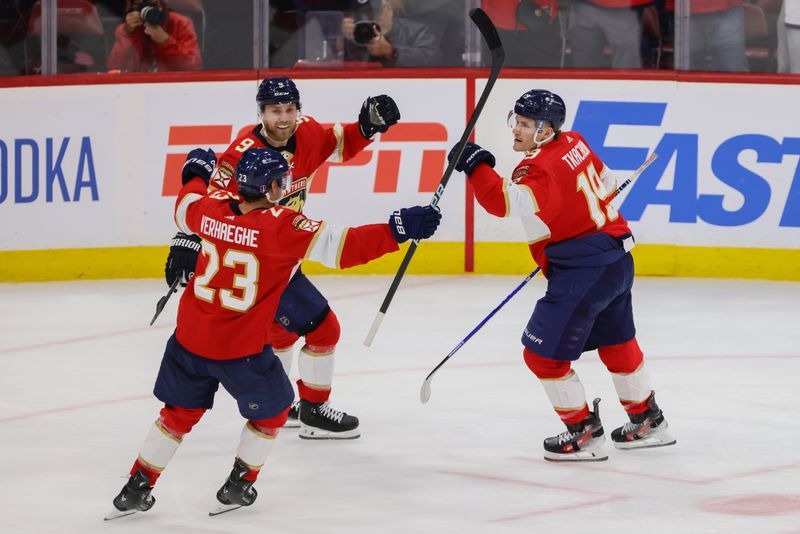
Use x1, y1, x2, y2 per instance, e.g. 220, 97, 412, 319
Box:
0, 71, 798, 281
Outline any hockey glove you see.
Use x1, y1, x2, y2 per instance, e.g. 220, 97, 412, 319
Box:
181, 148, 217, 185
359, 95, 401, 138
165, 232, 201, 287
448, 142, 496, 176
388, 206, 442, 244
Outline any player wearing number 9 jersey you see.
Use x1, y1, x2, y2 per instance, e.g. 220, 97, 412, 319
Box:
177, 76, 402, 438
448, 90, 675, 463
107, 147, 440, 520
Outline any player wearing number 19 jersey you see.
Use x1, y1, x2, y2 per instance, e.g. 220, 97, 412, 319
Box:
449, 90, 675, 462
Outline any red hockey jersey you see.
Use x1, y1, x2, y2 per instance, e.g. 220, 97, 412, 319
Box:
469, 132, 632, 276
173, 178, 399, 360
210, 115, 371, 213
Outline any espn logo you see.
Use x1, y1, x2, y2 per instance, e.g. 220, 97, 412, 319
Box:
161, 122, 448, 196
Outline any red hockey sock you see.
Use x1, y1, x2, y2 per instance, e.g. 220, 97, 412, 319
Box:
130, 459, 160, 487
297, 379, 331, 403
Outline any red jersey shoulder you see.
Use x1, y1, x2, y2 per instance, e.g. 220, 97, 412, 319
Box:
294, 114, 327, 144
243, 205, 317, 230
212, 128, 263, 190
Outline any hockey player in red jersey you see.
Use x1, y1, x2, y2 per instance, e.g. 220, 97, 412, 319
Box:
107, 147, 440, 520
165, 76, 401, 438
448, 90, 675, 461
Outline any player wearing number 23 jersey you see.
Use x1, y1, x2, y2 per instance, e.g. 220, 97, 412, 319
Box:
449, 89, 674, 463
106, 147, 440, 521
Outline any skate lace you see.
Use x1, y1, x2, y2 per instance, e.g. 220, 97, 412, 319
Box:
557, 429, 579, 445
318, 402, 344, 424
621, 421, 641, 434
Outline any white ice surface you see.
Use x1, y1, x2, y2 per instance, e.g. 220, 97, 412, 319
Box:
1, 275, 799, 533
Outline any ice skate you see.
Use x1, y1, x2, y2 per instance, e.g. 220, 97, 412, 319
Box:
104, 470, 155, 521
209, 458, 258, 516
612, 393, 676, 450
543, 398, 607, 462
298, 399, 360, 440
282, 400, 301, 429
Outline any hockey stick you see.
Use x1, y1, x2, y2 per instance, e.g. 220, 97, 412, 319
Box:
364, 8, 504, 347
420, 267, 541, 403
149, 277, 181, 326
419, 152, 658, 403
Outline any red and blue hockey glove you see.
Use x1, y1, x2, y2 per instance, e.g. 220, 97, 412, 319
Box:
389, 206, 442, 244
181, 148, 217, 185
448, 142, 496, 176
165, 232, 201, 287
359, 95, 400, 138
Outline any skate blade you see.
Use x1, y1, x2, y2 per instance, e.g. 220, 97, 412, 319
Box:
613, 435, 677, 450
613, 425, 676, 450
209, 503, 243, 516
299, 425, 360, 440
103, 508, 138, 521
544, 449, 609, 462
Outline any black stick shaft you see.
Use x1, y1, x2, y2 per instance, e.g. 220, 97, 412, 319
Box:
364, 9, 504, 346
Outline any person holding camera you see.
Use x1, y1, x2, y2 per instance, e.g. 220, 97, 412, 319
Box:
342, 0, 440, 67
107, 0, 202, 72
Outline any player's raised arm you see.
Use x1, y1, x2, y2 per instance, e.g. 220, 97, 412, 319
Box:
317, 94, 401, 165
292, 206, 440, 270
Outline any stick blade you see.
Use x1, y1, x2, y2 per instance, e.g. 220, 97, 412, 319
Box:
469, 8, 502, 53
149, 295, 168, 326
420, 378, 432, 404
363, 311, 385, 347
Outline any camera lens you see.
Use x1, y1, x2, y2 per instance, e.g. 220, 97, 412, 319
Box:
353, 20, 379, 45
140, 6, 165, 26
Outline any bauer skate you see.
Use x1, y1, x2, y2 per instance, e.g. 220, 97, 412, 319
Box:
209, 458, 258, 516
298, 399, 360, 440
543, 398, 608, 462
104, 470, 155, 521
611, 392, 676, 450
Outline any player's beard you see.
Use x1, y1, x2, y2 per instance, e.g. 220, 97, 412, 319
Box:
262, 122, 296, 146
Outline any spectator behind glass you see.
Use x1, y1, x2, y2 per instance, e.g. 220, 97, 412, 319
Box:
482, 0, 561, 67
568, 0, 650, 69
1, 0, 36, 75
777, 0, 799, 73
403, 0, 465, 66
107, 0, 201, 72
342, 0, 440, 67
665, 0, 748, 72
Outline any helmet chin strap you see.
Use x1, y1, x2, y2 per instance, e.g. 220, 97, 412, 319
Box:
531, 120, 555, 149
267, 173, 292, 204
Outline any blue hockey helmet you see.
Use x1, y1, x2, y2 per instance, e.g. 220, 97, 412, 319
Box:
256, 77, 301, 112
236, 148, 292, 200
513, 90, 566, 131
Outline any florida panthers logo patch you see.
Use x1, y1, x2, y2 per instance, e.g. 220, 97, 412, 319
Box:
512, 166, 529, 183
291, 214, 321, 233
215, 161, 235, 188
